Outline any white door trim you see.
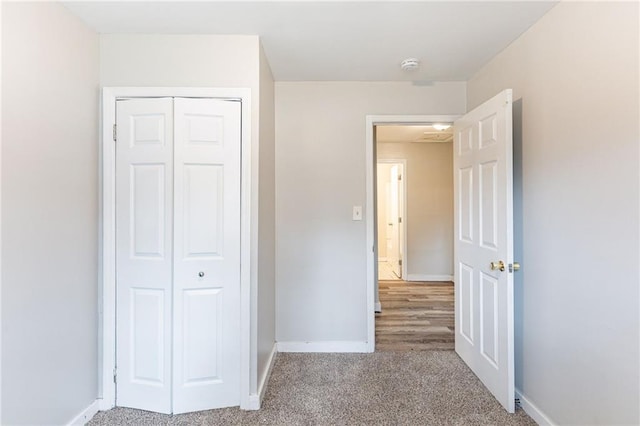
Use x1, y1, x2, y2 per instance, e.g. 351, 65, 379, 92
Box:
377, 159, 407, 280
100, 87, 252, 410
365, 114, 460, 352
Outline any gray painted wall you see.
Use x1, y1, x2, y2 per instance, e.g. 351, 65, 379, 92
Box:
257, 44, 276, 390
377, 142, 453, 279
275, 82, 466, 344
1, 3, 99, 424
468, 2, 639, 424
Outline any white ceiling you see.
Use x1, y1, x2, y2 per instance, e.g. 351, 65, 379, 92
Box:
62, 1, 558, 82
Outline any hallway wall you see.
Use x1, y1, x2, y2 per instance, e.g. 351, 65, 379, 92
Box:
378, 141, 453, 280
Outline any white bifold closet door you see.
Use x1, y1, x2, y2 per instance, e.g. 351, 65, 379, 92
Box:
115, 97, 241, 414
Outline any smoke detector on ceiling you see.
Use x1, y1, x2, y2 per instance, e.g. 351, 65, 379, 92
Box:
400, 58, 420, 71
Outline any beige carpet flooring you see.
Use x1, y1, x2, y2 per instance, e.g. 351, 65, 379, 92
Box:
89, 351, 534, 425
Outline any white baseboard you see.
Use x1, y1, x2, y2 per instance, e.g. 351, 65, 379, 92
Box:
246, 394, 260, 411
516, 389, 555, 426
252, 343, 278, 410
277, 341, 369, 353
374, 302, 382, 312
67, 399, 100, 426
406, 274, 453, 282
98, 398, 114, 411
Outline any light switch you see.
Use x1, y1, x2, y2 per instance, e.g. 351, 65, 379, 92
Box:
353, 206, 363, 221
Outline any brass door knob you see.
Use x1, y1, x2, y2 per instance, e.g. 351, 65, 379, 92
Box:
509, 262, 521, 272
490, 261, 505, 272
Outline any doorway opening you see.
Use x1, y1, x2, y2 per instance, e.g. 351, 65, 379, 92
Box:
372, 121, 456, 351
367, 91, 516, 412
365, 115, 459, 352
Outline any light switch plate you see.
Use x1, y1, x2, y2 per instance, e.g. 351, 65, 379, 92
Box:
353, 206, 363, 221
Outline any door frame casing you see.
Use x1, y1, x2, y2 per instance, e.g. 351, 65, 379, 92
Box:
100, 87, 252, 410
376, 159, 407, 280
365, 114, 460, 351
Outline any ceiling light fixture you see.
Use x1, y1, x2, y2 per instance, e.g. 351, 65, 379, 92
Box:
433, 124, 451, 131
400, 58, 420, 72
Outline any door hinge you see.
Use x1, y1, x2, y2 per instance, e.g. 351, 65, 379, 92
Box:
398, 174, 402, 181
113, 367, 117, 384
113, 124, 117, 142
398, 217, 402, 224
515, 398, 521, 406
399, 259, 402, 267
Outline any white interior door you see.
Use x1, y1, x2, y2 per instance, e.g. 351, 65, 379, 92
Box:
453, 89, 515, 412
388, 165, 401, 278
116, 98, 174, 414
396, 165, 404, 279
172, 98, 241, 413
116, 97, 241, 414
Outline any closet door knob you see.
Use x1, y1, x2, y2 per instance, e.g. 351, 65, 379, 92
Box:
198, 271, 205, 278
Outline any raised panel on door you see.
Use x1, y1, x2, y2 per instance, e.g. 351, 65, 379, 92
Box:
458, 262, 474, 345
479, 161, 498, 250
458, 166, 474, 244
183, 164, 224, 257
115, 98, 173, 414
479, 272, 499, 367
172, 98, 241, 414
182, 288, 222, 383
453, 89, 514, 413
130, 164, 166, 258
130, 288, 166, 384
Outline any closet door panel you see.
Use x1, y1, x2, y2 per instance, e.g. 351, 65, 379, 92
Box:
172, 98, 242, 413
115, 98, 173, 414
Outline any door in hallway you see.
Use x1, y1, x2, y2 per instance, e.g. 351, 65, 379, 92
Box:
377, 161, 404, 279
388, 164, 402, 278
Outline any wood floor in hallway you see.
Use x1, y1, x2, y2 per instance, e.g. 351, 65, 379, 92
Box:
376, 280, 455, 351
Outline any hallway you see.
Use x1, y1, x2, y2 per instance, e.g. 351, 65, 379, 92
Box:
376, 280, 454, 351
